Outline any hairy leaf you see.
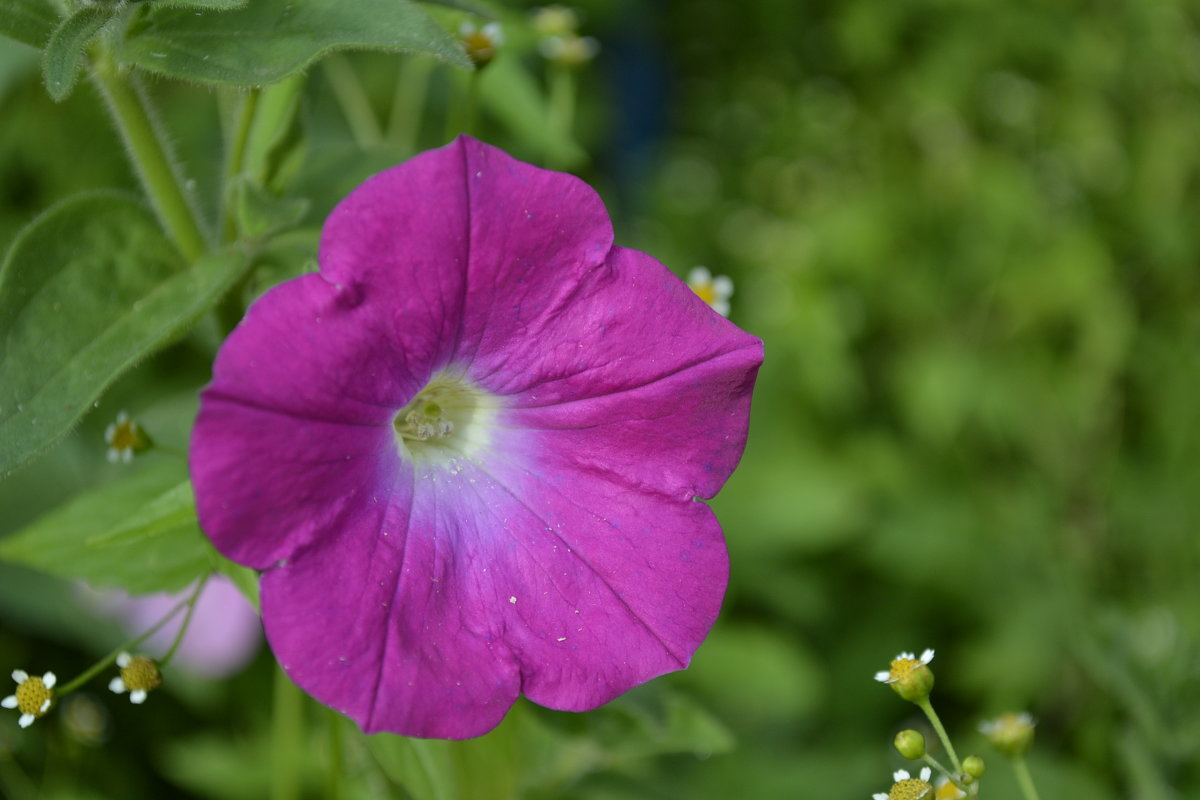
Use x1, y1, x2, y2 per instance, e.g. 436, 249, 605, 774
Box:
42, 6, 112, 102
118, 0, 471, 86
0, 192, 246, 475
0, 0, 57, 49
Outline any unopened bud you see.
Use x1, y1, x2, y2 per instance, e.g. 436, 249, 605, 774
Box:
962, 755, 986, 779
893, 729, 926, 760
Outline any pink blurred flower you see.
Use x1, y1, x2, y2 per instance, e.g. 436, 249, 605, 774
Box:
86, 575, 261, 678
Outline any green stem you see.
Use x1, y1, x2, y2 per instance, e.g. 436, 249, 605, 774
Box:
158, 573, 209, 667
327, 708, 344, 800
89, 47, 208, 263
324, 53, 382, 149
1013, 754, 1042, 800
271, 665, 303, 800
917, 698, 964, 775
221, 89, 260, 242
55, 576, 208, 697
921, 753, 957, 785
386, 55, 434, 153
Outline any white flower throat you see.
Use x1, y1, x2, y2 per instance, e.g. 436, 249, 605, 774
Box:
392, 370, 497, 465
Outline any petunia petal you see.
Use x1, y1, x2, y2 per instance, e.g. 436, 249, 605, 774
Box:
260, 455, 521, 739
496, 246, 761, 500
261, 434, 727, 737
317, 136, 615, 372
193, 277, 416, 568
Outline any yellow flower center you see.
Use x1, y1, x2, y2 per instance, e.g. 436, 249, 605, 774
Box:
15, 677, 52, 717
119, 657, 163, 693
691, 281, 717, 305
888, 655, 923, 682
110, 420, 139, 450
393, 371, 498, 466
890, 777, 933, 800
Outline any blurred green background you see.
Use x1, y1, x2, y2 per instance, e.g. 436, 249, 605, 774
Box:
2, 0, 1199, 797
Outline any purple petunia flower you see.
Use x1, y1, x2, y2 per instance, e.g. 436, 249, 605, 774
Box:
190, 136, 762, 739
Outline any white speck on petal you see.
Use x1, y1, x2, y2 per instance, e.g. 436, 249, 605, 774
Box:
508, 596, 517, 604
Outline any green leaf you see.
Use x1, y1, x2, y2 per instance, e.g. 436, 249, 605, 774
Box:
0, 464, 211, 594
208, 547, 260, 611
41, 6, 112, 102
154, 0, 248, 8
230, 177, 309, 239
118, 0, 471, 87
0, 191, 247, 476
0, 0, 58, 49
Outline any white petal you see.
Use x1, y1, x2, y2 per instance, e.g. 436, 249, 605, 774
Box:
711, 299, 731, 317
873, 671, 892, 682
920, 767, 931, 781
121, 448, 133, 464
41, 672, 55, 689
896, 651, 915, 661
712, 275, 734, 296
117, 411, 129, 424
687, 266, 713, 285
920, 648, 935, 664
12, 670, 28, 683
38, 699, 49, 713
109, 678, 127, 694
18, 713, 34, 728
873, 795, 890, 800
106, 448, 120, 463
894, 769, 910, 781
104, 424, 117, 442
1, 695, 16, 709
116, 652, 132, 668
130, 690, 147, 704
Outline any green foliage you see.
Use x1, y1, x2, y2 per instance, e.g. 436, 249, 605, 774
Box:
0, 462, 209, 594
42, 6, 113, 102
366, 693, 731, 800
0, 0, 57, 48
117, 0, 472, 86
0, 192, 247, 475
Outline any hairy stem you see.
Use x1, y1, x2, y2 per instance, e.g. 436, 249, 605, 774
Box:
89, 47, 208, 262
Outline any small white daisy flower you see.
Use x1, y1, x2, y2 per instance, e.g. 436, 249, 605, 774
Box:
874, 648, 935, 684
979, 711, 1036, 755
108, 652, 162, 704
686, 266, 734, 317
539, 33, 600, 67
873, 767, 933, 800
531, 5, 580, 38
3, 669, 56, 728
105, 411, 146, 464
459, 20, 504, 67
